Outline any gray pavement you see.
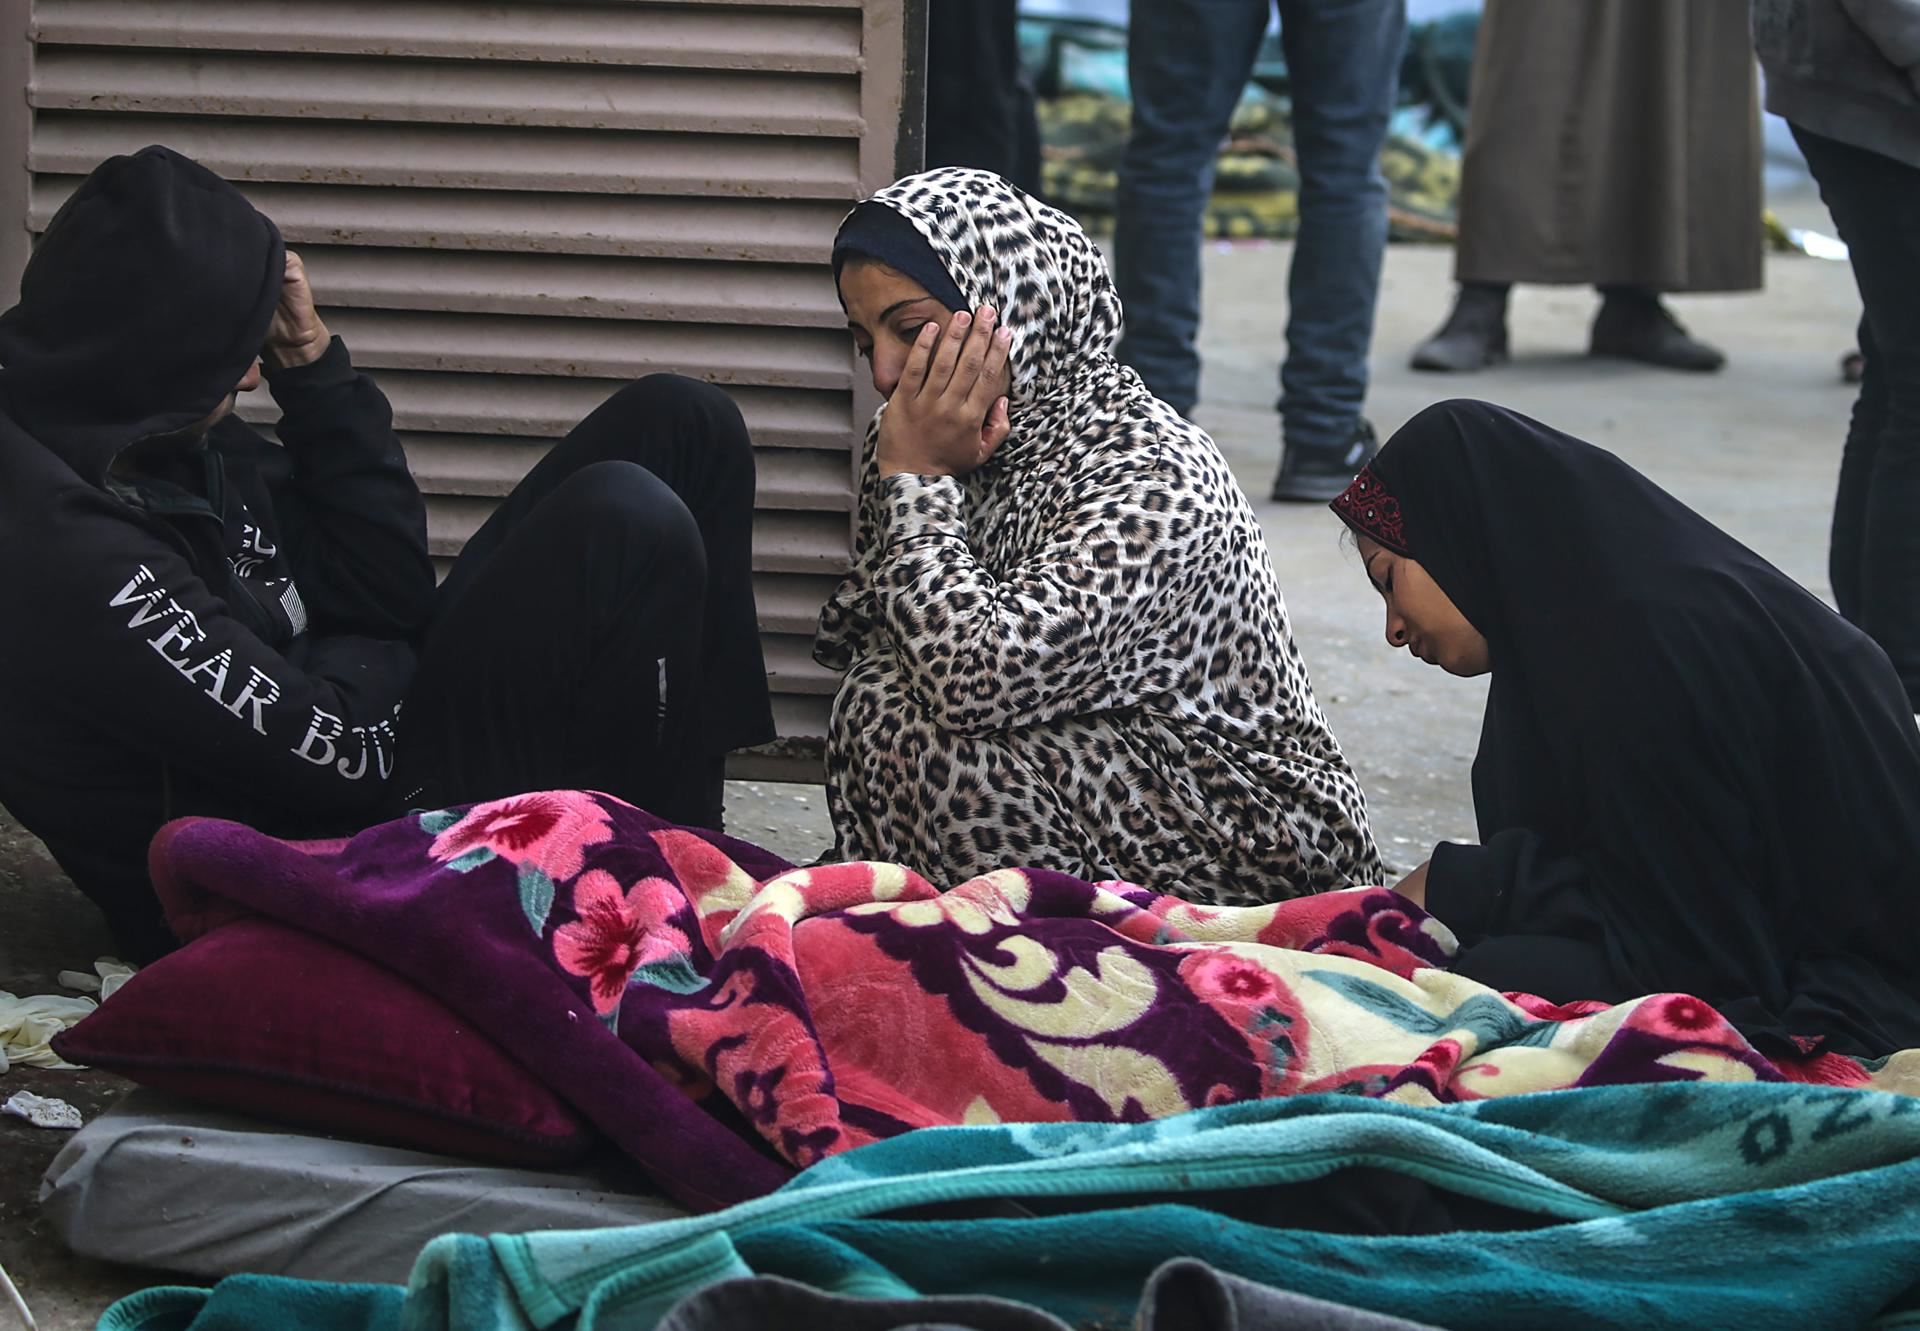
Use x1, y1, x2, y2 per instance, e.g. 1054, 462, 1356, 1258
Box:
0, 201, 1864, 1327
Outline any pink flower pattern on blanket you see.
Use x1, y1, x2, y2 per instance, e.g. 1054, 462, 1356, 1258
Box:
143, 792, 1920, 1210
1178, 951, 1311, 1098
428, 790, 612, 881
553, 870, 690, 1013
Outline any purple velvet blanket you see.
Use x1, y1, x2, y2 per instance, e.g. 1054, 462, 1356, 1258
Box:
147, 791, 1910, 1211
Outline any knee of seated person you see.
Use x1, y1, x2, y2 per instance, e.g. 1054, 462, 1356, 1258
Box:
611, 376, 755, 484
611, 374, 746, 433
551, 460, 704, 558
607, 372, 704, 415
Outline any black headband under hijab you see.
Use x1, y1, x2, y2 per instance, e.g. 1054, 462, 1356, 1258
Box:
831, 201, 968, 313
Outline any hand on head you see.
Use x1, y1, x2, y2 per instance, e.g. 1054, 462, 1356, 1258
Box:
260, 250, 331, 373
196, 251, 326, 438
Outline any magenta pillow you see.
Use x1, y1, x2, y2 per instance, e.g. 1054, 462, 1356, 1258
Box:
53, 918, 597, 1166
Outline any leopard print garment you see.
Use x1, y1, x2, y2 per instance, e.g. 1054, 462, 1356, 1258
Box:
815, 168, 1382, 903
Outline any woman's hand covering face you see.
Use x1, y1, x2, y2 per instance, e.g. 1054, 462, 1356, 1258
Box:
874, 306, 1014, 479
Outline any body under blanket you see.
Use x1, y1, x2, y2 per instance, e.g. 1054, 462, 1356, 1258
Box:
102, 1084, 1920, 1331
143, 791, 1920, 1211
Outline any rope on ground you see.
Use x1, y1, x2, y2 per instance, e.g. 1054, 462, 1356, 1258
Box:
0, 1257, 37, 1331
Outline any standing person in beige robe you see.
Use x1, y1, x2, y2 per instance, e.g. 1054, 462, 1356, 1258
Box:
1412, 0, 1764, 374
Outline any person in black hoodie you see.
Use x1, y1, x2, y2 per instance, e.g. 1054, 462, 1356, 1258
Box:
0, 146, 774, 961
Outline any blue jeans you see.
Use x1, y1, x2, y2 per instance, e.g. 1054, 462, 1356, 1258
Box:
1114, 0, 1405, 449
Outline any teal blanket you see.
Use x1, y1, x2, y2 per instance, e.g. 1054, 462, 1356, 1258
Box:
101, 1083, 1920, 1331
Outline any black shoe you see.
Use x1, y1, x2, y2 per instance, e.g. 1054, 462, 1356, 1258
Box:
1589, 292, 1725, 372
1411, 284, 1510, 372
1270, 419, 1378, 503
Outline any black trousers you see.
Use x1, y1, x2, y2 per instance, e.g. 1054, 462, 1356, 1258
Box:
1796, 126, 1920, 708
398, 375, 775, 829
925, 0, 1040, 193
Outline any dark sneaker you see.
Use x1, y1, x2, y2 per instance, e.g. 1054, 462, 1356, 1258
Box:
1589, 294, 1726, 372
1270, 418, 1378, 503
1410, 284, 1510, 372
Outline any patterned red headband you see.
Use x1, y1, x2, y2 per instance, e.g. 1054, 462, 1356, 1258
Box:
1329, 464, 1409, 555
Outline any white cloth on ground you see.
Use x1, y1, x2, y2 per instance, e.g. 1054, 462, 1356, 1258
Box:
0, 991, 96, 1073
4, 1089, 84, 1130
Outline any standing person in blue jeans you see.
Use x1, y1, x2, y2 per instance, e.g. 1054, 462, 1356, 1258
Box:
1755, 0, 1920, 712
1114, 0, 1406, 503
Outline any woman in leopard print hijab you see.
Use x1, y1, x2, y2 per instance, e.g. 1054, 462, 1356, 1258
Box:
817, 168, 1380, 902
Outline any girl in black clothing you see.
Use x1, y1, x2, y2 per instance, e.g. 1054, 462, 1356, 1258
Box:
1330, 399, 1920, 1059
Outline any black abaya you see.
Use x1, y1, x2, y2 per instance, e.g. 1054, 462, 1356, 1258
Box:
1333, 399, 1920, 1058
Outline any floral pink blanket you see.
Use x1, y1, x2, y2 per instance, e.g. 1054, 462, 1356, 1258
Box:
148, 791, 1917, 1211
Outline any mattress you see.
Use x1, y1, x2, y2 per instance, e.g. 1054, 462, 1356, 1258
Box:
39, 1089, 686, 1284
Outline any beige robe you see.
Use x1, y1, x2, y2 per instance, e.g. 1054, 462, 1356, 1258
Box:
1456, 0, 1764, 293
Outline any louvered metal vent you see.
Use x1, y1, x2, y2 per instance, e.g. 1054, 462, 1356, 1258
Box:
0, 0, 924, 779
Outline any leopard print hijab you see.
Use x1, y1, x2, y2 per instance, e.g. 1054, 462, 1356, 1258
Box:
813, 168, 1380, 900
817, 168, 1148, 667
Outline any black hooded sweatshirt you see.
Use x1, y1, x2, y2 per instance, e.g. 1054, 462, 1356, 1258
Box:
0, 146, 435, 960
